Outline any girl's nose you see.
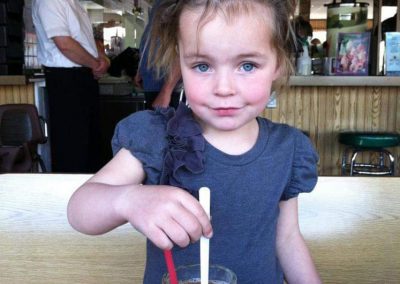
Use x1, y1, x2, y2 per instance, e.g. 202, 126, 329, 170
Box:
213, 71, 234, 96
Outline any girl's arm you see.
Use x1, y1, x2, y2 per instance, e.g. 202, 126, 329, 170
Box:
67, 149, 212, 250
67, 148, 145, 235
276, 198, 321, 284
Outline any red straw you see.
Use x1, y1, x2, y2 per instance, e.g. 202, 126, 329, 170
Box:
164, 249, 178, 284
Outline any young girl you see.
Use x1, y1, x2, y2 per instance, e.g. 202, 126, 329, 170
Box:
67, 0, 321, 283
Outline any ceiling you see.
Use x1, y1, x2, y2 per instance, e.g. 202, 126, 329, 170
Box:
79, 0, 396, 21
80, 0, 152, 11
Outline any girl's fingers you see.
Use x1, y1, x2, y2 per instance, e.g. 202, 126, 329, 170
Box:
179, 194, 213, 239
145, 223, 174, 250
127, 186, 213, 249
171, 205, 204, 243
160, 218, 191, 248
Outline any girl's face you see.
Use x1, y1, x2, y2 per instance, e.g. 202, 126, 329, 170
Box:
178, 4, 280, 134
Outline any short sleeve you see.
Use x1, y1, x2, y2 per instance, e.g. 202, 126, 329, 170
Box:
111, 109, 173, 185
38, 0, 71, 38
281, 131, 319, 201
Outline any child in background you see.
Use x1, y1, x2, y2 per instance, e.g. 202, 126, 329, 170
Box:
67, 0, 321, 283
134, 0, 182, 109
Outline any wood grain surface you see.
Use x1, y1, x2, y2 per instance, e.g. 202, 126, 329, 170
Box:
2, 84, 400, 176
1, 174, 399, 283
0, 84, 34, 105
263, 86, 400, 176
0, 174, 145, 284
299, 177, 400, 284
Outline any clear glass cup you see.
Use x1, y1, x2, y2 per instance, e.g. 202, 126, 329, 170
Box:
162, 264, 237, 284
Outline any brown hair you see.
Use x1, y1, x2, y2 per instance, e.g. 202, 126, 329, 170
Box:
147, 0, 297, 84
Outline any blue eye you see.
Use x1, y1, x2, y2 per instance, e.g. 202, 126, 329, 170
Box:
241, 63, 255, 72
195, 64, 209, 72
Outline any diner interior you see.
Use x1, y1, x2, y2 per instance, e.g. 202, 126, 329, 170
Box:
0, 0, 399, 175
0, 0, 399, 283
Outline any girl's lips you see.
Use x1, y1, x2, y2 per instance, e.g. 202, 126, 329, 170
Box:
213, 107, 240, 116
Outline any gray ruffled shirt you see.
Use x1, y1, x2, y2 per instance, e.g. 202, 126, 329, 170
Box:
112, 107, 318, 283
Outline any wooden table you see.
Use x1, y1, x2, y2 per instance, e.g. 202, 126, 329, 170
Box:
0, 174, 146, 284
299, 177, 400, 284
0, 174, 399, 283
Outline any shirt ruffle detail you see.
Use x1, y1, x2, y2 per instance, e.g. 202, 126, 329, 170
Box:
159, 103, 205, 194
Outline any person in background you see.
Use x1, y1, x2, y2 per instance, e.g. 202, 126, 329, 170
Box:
310, 38, 324, 58
134, 0, 182, 109
32, 0, 109, 173
67, 0, 321, 283
293, 15, 313, 55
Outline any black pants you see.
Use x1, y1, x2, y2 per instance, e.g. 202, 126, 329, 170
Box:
44, 67, 101, 173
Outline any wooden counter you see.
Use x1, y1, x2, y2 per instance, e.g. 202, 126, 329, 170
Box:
0, 76, 34, 104
289, 75, 400, 86
0, 75, 26, 85
263, 76, 400, 175
1, 75, 399, 176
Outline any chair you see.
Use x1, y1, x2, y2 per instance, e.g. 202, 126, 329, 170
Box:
339, 132, 400, 176
0, 104, 47, 172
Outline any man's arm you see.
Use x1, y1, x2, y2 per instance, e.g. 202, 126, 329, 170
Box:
53, 36, 100, 71
93, 39, 110, 77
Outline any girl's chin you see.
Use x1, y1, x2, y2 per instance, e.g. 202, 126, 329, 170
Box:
208, 118, 256, 132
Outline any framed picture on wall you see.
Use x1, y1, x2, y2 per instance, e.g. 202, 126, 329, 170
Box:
385, 32, 400, 76
335, 32, 371, 76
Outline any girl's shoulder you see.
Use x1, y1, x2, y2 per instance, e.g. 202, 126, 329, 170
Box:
257, 118, 319, 199
259, 117, 316, 157
258, 117, 305, 141
111, 108, 174, 155
117, 108, 173, 131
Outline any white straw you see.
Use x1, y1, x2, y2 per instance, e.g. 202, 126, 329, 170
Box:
199, 187, 210, 284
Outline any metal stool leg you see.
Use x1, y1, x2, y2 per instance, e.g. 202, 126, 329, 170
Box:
342, 147, 351, 175
382, 149, 395, 176
379, 151, 385, 168
341, 147, 353, 176
350, 150, 359, 176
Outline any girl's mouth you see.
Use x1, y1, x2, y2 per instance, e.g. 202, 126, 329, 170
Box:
213, 107, 240, 116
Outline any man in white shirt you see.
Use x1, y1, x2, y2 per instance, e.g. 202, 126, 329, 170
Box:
32, 0, 109, 173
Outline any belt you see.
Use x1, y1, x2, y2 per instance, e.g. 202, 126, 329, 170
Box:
43, 66, 91, 72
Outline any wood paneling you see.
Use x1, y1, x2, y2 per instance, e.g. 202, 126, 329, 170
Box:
262, 86, 400, 176
1, 82, 399, 176
0, 84, 34, 105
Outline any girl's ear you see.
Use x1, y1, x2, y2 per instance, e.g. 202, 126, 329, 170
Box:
272, 63, 283, 81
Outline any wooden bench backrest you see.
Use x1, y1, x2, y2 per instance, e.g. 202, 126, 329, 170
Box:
0, 174, 399, 284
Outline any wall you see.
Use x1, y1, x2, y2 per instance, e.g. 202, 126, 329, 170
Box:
262, 85, 400, 175
0, 84, 34, 104
2, 80, 399, 176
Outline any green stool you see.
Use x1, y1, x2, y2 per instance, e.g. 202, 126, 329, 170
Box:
339, 132, 400, 176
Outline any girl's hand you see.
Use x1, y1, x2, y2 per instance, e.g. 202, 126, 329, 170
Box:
116, 185, 213, 250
